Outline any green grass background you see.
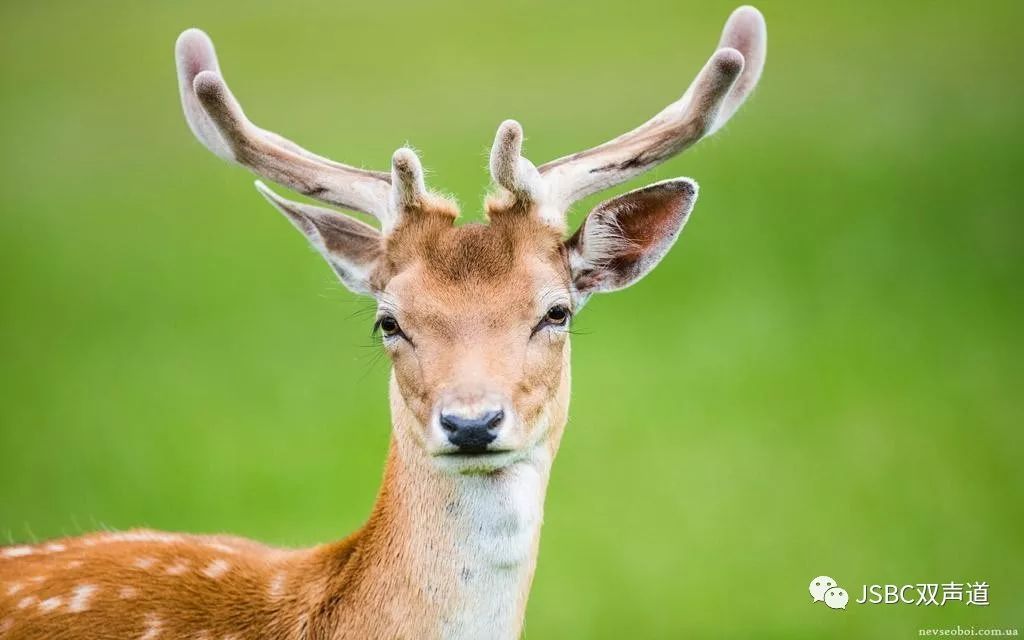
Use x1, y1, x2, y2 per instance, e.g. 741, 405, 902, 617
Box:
1, 0, 1021, 637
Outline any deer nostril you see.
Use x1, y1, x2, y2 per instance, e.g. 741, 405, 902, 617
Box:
440, 414, 457, 433
485, 409, 505, 430
439, 409, 505, 453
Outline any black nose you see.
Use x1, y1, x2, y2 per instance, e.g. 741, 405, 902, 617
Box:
440, 410, 504, 453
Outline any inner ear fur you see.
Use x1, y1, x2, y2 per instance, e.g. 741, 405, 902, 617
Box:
565, 178, 698, 294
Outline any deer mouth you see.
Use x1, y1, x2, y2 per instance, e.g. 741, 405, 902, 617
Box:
433, 448, 522, 474
441, 449, 512, 458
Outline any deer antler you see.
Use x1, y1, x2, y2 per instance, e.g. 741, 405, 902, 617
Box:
175, 28, 424, 232
489, 5, 767, 222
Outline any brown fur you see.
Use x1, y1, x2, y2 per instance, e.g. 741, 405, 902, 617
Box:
0, 532, 308, 638
377, 204, 570, 435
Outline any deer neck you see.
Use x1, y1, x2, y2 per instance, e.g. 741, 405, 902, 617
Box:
320, 366, 568, 640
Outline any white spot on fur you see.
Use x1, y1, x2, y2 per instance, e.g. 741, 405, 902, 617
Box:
28, 576, 46, 584
67, 560, 83, 569
1, 547, 32, 558
139, 613, 163, 640
44, 543, 66, 553
202, 542, 236, 554
133, 557, 157, 570
268, 572, 285, 598
106, 531, 182, 545
296, 613, 310, 636
5, 583, 22, 596
201, 559, 230, 579
68, 584, 97, 613
82, 531, 182, 548
17, 596, 36, 610
164, 559, 190, 575
119, 586, 138, 599
0, 617, 12, 634
38, 596, 63, 612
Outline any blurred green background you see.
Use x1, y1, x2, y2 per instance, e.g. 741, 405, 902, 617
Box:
1, 0, 1021, 637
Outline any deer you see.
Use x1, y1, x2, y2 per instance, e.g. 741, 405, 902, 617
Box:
0, 6, 765, 639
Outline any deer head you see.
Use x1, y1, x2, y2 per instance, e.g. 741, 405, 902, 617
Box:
174, 6, 766, 475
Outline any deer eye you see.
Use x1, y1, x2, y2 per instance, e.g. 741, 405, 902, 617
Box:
545, 305, 570, 325
374, 315, 402, 339
532, 305, 571, 336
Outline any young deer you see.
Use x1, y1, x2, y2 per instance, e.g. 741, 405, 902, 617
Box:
0, 6, 765, 639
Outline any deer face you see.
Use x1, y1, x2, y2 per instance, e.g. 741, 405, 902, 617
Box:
175, 6, 765, 472
379, 211, 572, 472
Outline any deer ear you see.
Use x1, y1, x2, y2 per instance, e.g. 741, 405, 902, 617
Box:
256, 182, 383, 296
565, 178, 698, 294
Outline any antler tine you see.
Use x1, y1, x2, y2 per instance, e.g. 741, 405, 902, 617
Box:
489, 120, 568, 226
489, 121, 544, 200
710, 5, 767, 135
536, 5, 767, 213
390, 148, 427, 212
175, 28, 394, 222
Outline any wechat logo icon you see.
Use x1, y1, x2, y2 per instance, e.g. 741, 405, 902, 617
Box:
809, 575, 848, 610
